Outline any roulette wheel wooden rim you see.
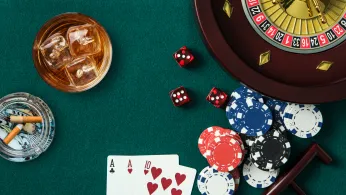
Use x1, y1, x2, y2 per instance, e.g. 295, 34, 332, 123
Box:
194, 0, 346, 103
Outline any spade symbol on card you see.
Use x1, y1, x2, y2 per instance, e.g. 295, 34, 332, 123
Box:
128, 159, 133, 174
109, 168, 115, 174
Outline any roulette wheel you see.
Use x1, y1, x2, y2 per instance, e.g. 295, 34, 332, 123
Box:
195, 0, 346, 103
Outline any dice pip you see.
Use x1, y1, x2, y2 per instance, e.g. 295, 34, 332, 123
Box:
206, 87, 228, 108
173, 46, 194, 67
169, 86, 191, 107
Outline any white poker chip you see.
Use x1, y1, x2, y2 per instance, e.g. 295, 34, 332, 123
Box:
198, 166, 235, 195
197, 166, 211, 191
282, 104, 323, 138
242, 159, 279, 189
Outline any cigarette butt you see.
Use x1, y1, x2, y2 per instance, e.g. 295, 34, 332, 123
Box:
23, 123, 36, 134
3, 124, 24, 145
10, 116, 43, 123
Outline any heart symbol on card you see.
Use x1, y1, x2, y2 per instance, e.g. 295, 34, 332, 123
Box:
151, 167, 162, 180
128, 169, 133, 174
161, 177, 172, 190
171, 188, 182, 195
147, 182, 158, 195
144, 170, 149, 175
175, 173, 186, 186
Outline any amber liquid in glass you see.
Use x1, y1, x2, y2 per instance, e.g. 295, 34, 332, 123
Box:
33, 13, 112, 92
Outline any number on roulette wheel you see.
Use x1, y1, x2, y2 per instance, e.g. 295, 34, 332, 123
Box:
195, 0, 346, 103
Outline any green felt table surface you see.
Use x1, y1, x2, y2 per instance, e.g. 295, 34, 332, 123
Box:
0, 0, 344, 195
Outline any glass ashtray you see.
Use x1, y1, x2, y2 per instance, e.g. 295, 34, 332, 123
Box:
0, 93, 55, 162
32, 12, 113, 92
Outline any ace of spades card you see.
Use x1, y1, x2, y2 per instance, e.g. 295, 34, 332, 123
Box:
106, 155, 179, 195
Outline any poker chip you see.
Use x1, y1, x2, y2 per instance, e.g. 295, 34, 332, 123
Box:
226, 99, 252, 133
226, 101, 238, 128
250, 129, 291, 170
230, 168, 240, 191
215, 128, 247, 163
227, 98, 273, 136
214, 128, 239, 138
206, 135, 243, 172
282, 104, 323, 138
198, 166, 235, 195
199, 126, 223, 157
231, 86, 264, 103
266, 99, 287, 124
214, 128, 243, 147
198, 86, 325, 191
197, 166, 213, 191
242, 159, 279, 188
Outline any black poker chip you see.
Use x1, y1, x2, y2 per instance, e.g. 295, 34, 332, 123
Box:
249, 129, 291, 170
244, 123, 286, 149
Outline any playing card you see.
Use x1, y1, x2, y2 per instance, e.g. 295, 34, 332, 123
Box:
135, 165, 196, 195
164, 165, 196, 195
106, 155, 179, 195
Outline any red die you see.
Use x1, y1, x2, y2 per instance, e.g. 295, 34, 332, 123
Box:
206, 87, 228, 108
169, 86, 191, 106
173, 46, 194, 67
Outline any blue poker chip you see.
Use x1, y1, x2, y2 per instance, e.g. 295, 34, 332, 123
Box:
198, 166, 235, 195
227, 98, 273, 136
242, 159, 279, 188
266, 99, 287, 124
226, 99, 246, 129
226, 99, 249, 132
226, 99, 249, 133
226, 100, 236, 127
231, 86, 264, 103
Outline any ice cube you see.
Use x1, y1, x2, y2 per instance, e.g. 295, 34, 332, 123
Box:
67, 24, 101, 57
39, 33, 72, 69
65, 56, 98, 86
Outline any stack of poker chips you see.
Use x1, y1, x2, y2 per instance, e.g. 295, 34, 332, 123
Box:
226, 85, 324, 189
197, 126, 244, 194
227, 85, 324, 140
198, 126, 245, 172
195, 85, 325, 193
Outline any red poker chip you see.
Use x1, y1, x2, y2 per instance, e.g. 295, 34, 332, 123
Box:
205, 128, 243, 154
215, 128, 242, 144
214, 128, 246, 158
206, 135, 243, 172
198, 126, 224, 157
230, 168, 240, 191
